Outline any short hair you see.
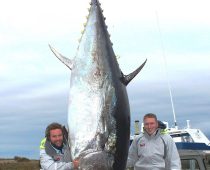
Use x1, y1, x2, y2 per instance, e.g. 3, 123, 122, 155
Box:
143, 113, 158, 122
45, 122, 63, 140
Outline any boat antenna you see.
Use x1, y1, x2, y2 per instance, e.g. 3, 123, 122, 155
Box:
155, 11, 178, 129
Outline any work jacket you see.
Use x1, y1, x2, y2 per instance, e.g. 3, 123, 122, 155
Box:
40, 138, 74, 170
126, 129, 181, 170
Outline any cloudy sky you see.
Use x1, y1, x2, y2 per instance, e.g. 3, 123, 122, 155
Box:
0, 0, 210, 159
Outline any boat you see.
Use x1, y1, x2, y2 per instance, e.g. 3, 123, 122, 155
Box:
168, 120, 210, 170
130, 120, 210, 170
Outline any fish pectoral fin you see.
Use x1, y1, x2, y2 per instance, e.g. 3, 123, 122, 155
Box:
120, 59, 147, 86
49, 44, 73, 70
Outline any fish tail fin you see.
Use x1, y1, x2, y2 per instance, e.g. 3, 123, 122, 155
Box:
49, 44, 73, 70
121, 59, 147, 86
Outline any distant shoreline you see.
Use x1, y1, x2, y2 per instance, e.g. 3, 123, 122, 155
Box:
0, 157, 40, 170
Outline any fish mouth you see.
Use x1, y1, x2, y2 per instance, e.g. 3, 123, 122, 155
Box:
77, 133, 116, 170
78, 150, 113, 170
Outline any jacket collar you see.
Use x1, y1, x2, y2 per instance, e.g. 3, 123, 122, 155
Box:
144, 128, 161, 139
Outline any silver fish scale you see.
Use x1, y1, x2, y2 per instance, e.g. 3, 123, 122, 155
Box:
68, 3, 117, 168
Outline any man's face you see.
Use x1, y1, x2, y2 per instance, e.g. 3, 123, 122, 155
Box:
144, 117, 158, 135
49, 129, 63, 147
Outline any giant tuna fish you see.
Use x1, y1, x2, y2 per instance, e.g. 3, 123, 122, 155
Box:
49, 0, 146, 169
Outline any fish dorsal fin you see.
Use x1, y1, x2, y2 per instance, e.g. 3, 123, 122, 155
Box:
121, 59, 147, 86
49, 44, 73, 70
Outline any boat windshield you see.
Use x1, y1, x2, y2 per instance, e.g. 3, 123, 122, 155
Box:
170, 132, 194, 143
